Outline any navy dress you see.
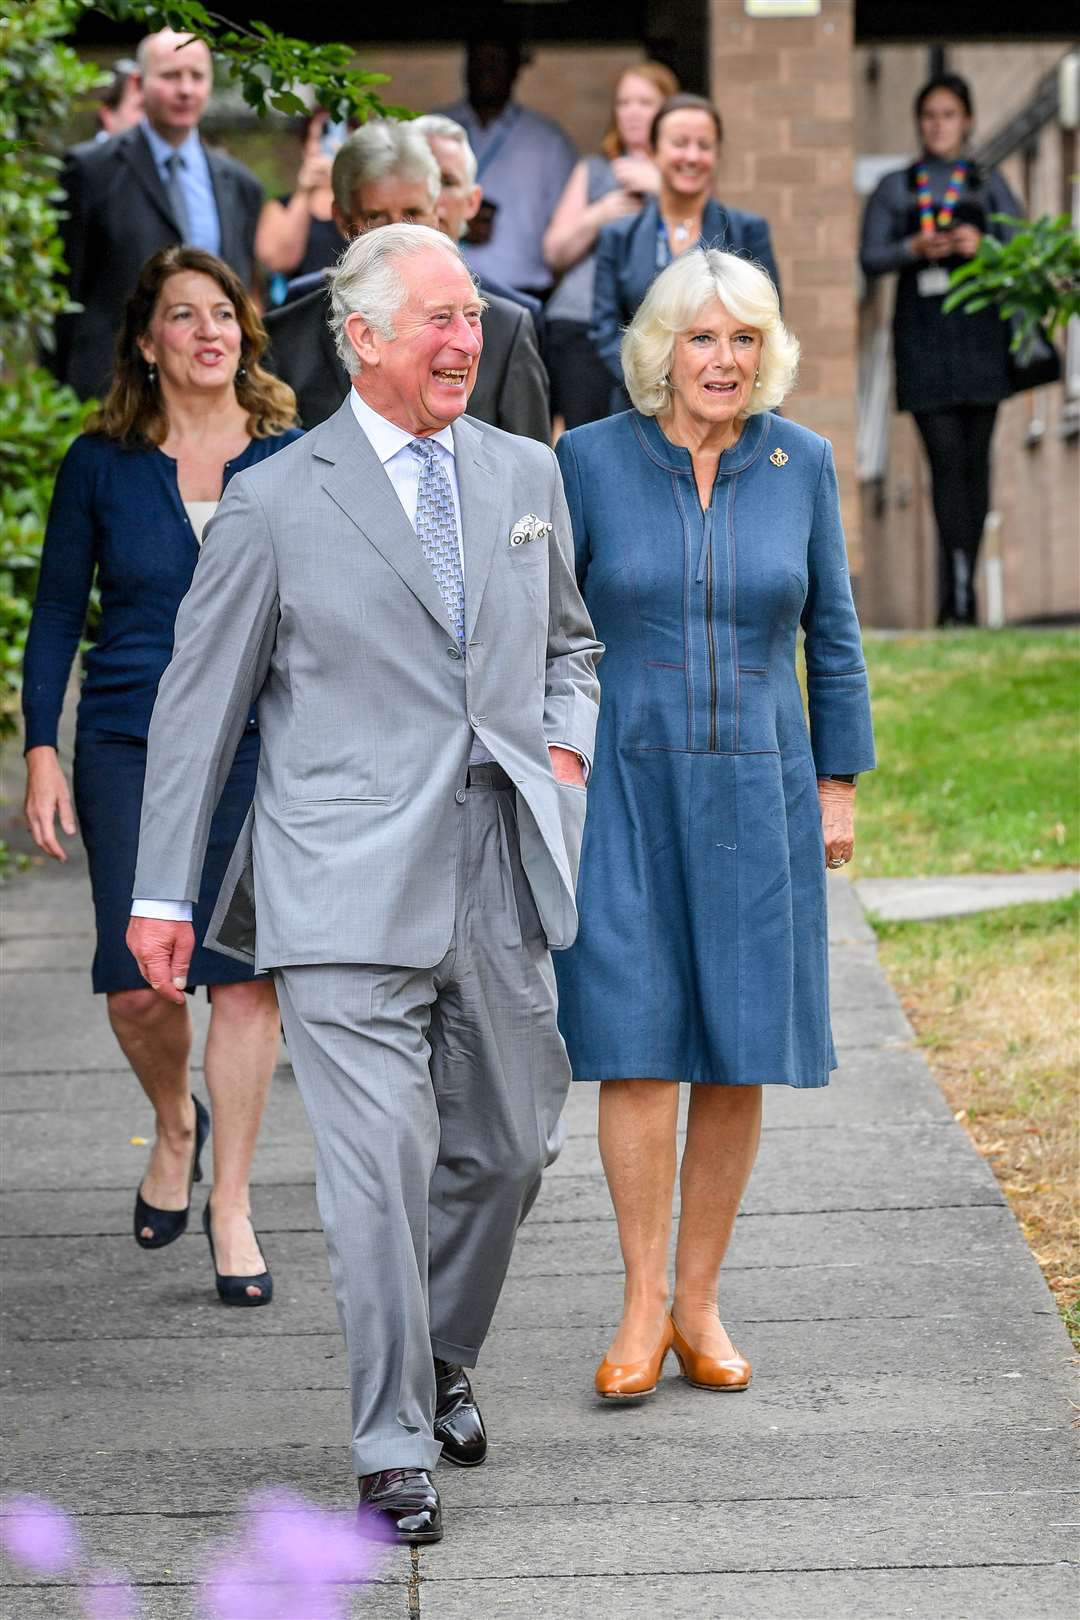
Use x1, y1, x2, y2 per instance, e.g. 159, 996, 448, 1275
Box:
554, 411, 876, 1087
23, 429, 302, 993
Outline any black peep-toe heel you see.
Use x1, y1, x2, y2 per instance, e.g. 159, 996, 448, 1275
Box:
133, 1096, 210, 1250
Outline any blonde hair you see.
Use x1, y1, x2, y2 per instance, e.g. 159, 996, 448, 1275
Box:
600, 61, 680, 160
621, 249, 798, 417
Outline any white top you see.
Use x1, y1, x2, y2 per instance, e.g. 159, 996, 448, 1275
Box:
183, 499, 218, 546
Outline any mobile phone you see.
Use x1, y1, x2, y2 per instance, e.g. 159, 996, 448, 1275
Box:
320, 119, 349, 158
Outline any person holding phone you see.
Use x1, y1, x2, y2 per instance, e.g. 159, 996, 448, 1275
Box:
255, 110, 350, 287
542, 61, 678, 429
860, 73, 1021, 626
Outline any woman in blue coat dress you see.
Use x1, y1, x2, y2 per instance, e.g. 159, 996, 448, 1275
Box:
23, 247, 301, 1304
555, 249, 875, 1399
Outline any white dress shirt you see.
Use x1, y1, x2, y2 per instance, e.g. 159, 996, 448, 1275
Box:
140, 118, 222, 256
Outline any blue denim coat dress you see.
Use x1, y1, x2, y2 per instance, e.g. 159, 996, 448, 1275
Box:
554, 410, 876, 1087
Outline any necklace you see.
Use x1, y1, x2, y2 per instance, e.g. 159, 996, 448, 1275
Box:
916, 159, 968, 234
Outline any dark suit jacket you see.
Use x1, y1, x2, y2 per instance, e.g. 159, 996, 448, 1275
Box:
51, 125, 263, 400
264, 285, 551, 442
591, 197, 781, 381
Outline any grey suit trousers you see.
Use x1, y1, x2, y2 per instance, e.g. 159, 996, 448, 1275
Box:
274, 772, 571, 1476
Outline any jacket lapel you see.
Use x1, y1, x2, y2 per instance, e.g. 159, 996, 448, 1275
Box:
627, 201, 661, 308
703, 197, 732, 250
206, 147, 236, 263
452, 416, 503, 644
315, 399, 457, 641
122, 126, 179, 234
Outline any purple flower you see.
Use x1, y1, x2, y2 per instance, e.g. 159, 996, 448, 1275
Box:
202, 1552, 344, 1620
202, 1554, 279, 1620
244, 1491, 378, 1586
82, 1573, 141, 1620
0, 1496, 79, 1574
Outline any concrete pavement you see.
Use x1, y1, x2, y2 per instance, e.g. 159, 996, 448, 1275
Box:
855, 868, 1079, 923
2, 832, 1077, 1617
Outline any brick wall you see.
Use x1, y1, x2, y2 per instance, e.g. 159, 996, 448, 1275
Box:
359, 43, 645, 155
709, 0, 862, 573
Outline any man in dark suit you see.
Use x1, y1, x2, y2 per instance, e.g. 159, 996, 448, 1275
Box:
51, 29, 263, 400
265, 120, 550, 442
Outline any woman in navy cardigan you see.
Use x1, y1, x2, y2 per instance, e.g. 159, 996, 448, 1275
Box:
591, 94, 780, 400
23, 247, 301, 1305
556, 250, 874, 1400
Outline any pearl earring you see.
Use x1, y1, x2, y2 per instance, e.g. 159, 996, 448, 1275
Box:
147, 362, 157, 385
754, 371, 762, 388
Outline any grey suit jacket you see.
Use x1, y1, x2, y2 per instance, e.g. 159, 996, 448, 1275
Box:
264, 285, 551, 442
133, 398, 602, 970
51, 126, 262, 400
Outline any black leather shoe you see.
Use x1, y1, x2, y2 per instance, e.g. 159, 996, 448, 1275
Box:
357, 1469, 442, 1544
434, 1358, 487, 1467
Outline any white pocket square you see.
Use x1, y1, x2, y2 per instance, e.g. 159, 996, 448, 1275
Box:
509, 514, 552, 547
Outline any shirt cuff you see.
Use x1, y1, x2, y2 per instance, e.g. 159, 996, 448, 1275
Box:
131, 899, 194, 922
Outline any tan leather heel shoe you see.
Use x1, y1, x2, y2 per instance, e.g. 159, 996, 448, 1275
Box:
594, 1315, 674, 1400
670, 1318, 751, 1391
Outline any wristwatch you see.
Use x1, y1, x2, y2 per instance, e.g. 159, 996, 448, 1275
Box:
825, 774, 856, 783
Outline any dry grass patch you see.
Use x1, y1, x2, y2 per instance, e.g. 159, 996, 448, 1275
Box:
874, 895, 1079, 1344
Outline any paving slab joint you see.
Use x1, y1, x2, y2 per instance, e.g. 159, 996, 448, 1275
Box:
409, 1544, 422, 1617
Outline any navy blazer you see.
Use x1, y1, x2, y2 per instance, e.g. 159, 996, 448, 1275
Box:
22, 429, 301, 750
591, 198, 781, 382
50, 126, 263, 400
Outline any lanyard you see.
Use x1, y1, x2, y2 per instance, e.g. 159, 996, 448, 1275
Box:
916, 160, 967, 234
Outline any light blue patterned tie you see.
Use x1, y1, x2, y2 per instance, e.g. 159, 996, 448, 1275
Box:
409, 438, 466, 652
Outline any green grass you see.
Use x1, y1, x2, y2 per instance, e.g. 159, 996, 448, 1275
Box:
872, 893, 1079, 1339
872, 889, 1080, 953
851, 629, 1079, 877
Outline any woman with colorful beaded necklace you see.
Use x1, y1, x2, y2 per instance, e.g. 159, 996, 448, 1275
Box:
860, 73, 1021, 626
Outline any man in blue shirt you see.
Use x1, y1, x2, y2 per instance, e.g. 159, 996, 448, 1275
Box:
51, 29, 263, 400
437, 38, 577, 300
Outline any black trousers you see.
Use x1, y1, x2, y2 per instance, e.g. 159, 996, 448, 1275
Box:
913, 404, 999, 625
546, 319, 617, 429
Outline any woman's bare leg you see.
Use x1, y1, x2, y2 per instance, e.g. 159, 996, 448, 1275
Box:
598, 1078, 680, 1362
107, 989, 195, 1239
671, 1084, 762, 1359
202, 976, 281, 1296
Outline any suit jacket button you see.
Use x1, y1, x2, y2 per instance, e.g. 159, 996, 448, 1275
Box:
455, 788, 467, 804
447, 647, 461, 659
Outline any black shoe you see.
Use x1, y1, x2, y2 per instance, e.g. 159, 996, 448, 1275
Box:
133, 1096, 210, 1250
201, 1202, 273, 1307
357, 1469, 442, 1544
434, 1358, 487, 1467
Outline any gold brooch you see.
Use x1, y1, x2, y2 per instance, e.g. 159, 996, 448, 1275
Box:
770, 448, 789, 467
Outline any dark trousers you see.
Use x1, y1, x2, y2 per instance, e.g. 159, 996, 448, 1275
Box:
546, 319, 617, 429
913, 404, 999, 625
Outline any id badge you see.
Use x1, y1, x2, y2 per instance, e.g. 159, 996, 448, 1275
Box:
916, 266, 950, 297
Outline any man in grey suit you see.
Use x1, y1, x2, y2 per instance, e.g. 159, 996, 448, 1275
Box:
51, 30, 262, 400
127, 225, 601, 1543
264, 120, 550, 440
